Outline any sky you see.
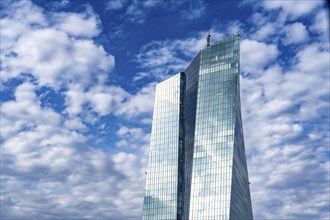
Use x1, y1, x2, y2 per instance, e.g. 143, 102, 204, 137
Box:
0, 0, 329, 219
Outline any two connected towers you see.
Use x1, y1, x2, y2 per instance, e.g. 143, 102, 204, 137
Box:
142, 33, 253, 219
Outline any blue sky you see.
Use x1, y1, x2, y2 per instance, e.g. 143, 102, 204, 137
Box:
0, 0, 329, 219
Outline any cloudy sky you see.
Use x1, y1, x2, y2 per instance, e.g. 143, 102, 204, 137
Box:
0, 0, 329, 219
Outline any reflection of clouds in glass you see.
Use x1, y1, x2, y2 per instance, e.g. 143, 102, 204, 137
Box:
143, 74, 181, 219
188, 34, 249, 219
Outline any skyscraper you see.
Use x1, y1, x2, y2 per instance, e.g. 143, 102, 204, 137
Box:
142, 33, 253, 220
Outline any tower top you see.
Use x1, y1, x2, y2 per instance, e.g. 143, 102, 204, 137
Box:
207, 29, 211, 47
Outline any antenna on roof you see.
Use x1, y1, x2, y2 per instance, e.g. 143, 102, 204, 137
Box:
207, 29, 211, 47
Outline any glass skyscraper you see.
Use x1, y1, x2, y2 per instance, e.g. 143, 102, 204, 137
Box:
142, 33, 253, 220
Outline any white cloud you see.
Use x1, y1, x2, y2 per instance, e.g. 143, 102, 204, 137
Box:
225, 21, 243, 35
242, 78, 329, 218
1, 0, 159, 122
1, 0, 163, 131
1, 0, 329, 219
106, 0, 126, 10
1, 138, 146, 219
180, 1, 206, 20
250, 12, 268, 27
63, 85, 88, 116
134, 30, 223, 80
1, 2, 114, 90
49, 0, 69, 9
115, 139, 129, 147
262, 0, 323, 20
240, 36, 329, 219
117, 126, 143, 138
296, 43, 329, 74
241, 39, 279, 75
52, 12, 101, 38
87, 85, 130, 117
105, 0, 188, 24
63, 118, 87, 131
310, 9, 330, 42
0, 69, 147, 220
133, 71, 151, 81
237, 6, 329, 216
115, 82, 156, 118
115, 126, 150, 149
140, 117, 152, 125
248, 2, 319, 45
253, 22, 276, 41
134, 40, 188, 79
0, 1, 150, 219
63, 82, 155, 120
283, 22, 309, 45
0, 82, 61, 140
249, 143, 329, 219
0, 1, 48, 74
106, 0, 162, 24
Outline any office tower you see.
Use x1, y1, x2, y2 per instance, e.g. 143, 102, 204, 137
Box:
142, 33, 253, 220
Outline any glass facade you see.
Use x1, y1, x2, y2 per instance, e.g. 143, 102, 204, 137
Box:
142, 73, 182, 220
142, 33, 253, 220
183, 53, 200, 220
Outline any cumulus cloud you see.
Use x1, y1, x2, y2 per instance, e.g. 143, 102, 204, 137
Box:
64, 85, 130, 117
63, 118, 88, 131
262, 0, 323, 20
0, 77, 150, 219
134, 30, 223, 80
115, 126, 150, 149
115, 82, 156, 119
241, 70, 329, 218
282, 22, 309, 45
296, 43, 329, 74
249, 144, 329, 219
252, 22, 277, 41
240, 39, 279, 75
247, 1, 324, 46
0, 1, 151, 219
51, 12, 101, 38
0, 1, 114, 90
1, 0, 159, 122
240, 33, 329, 220
0, 82, 61, 140
63, 82, 155, 120
2, 141, 146, 219
310, 9, 330, 42
1, 0, 329, 219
